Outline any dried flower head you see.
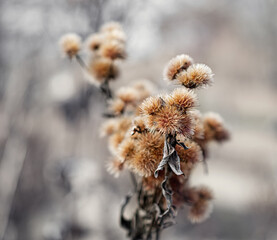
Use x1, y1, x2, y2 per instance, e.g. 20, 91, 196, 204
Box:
116, 86, 139, 104
190, 110, 204, 140
188, 201, 213, 223
108, 98, 125, 115
131, 116, 147, 135
88, 57, 119, 82
140, 91, 196, 137
140, 96, 165, 115
165, 88, 197, 112
100, 119, 119, 137
59, 33, 81, 58
118, 131, 164, 177
86, 33, 104, 52
203, 112, 230, 142
150, 105, 195, 136
106, 157, 125, 178
188, 186, 213, 223
109, 132, 126, 156
132, 80, 154, 101
100, 40, 126, 60
163, 54, 194, 82
176, 64, 214, 88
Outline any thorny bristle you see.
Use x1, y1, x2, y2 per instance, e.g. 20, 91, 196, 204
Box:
176, 63, 214, 89
118, 131, 164, 177
59, 33, 81, 58
139, 96, 165, 115
166, 88, 197, 112
163, 54, 194, 82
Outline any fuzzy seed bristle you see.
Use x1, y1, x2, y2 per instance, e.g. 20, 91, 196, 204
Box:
163, 54, 194, 82
140, 96, 164, 115
177, 64, 214, 88
166, 88, 197, 112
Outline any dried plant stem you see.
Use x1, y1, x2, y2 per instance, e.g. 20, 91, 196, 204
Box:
75, 54, 88, 70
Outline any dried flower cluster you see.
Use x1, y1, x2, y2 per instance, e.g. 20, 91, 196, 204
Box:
60, 22, 230, 240
100, 54, 229, 238
163, 54, 214, 88
59, 22, 127, 98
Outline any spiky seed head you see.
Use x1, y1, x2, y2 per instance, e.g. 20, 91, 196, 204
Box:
188, 201, 213, 223
100, 40, 126, 60
132, 80, 154, 101
203, 112, 230, 142
145, 105, 195, 137
116, 87, 139, 104
88, 57, 119, 82
188, 186, 213, 223
176, 64, 214, 88
59, 33, 81, 58
106, 158, 124, 178
108, 98, 125, 115
117, 138, 137, 162
166, 88, 197, 112
108, 132, 126, 156
100, 119, 118, 137
140, 96, 164, 115
163, 54, 194, 82
86, 33, 104, 52
125, 131, 164, 177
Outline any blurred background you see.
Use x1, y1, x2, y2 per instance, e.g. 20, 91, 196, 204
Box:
0, 0, 277, 239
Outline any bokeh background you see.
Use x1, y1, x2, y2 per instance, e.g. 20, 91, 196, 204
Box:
0, 0, 277, 239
